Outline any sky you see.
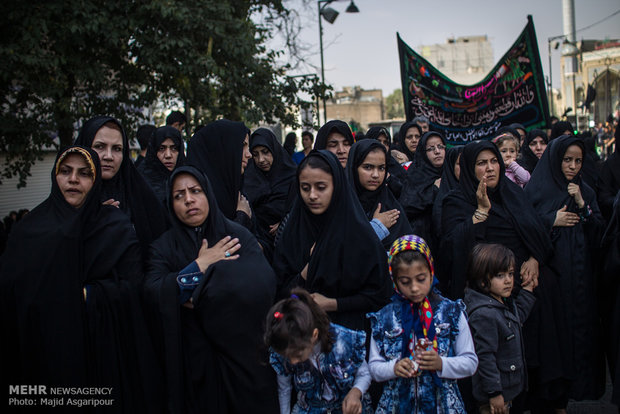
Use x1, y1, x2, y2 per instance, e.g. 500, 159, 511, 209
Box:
271, 0, 620, 97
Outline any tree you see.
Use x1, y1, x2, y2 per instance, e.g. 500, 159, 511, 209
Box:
385, 88, 405, 120
0, 0, 324, 187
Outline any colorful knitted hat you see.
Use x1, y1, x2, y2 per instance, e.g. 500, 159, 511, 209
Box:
388, 234, 435, 285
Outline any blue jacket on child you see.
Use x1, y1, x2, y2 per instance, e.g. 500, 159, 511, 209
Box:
368, 295, 468, 413
269, 323, 372, 414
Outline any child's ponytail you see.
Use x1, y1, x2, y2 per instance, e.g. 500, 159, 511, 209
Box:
264, 288, 333, 355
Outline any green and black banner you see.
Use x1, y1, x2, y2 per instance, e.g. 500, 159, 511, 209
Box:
398, 15, 550, 144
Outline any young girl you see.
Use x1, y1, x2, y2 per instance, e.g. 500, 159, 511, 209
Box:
367, 235, 478, 413
265, 288, 372, 414
493, 133, 530, 187
464, 243, 536, 414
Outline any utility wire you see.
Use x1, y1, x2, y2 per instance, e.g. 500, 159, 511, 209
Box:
574, 8, 620, 35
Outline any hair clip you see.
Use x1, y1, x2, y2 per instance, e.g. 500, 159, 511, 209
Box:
274, 311, 283, 320
290, 294, 299, 300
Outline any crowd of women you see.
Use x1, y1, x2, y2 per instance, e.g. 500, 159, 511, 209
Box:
0, 113, 619, 414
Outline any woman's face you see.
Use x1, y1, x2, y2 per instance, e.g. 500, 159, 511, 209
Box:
529, 136, 547, 159
474, 149, 501, 189
172, 173, 210, 227
56, 153, 95, 209
377, 134, 390, 151
404, 127, 420, 154
561, 144, 583, 181
157, 138, 180, 171
425, 136, 445, 168
91, 126, 123, 180
326, 132, 351, 168
241, 134, 251, 174
357, 149, 386, 192
299, 166, 334, 215
251, 145, 274, 172
454, 153, 461, 180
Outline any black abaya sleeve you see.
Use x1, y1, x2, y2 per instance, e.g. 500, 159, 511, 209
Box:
439, 194, 482, 299
86, 242, 165, 413
143, 236, 188, 414
597, 161, 619, 221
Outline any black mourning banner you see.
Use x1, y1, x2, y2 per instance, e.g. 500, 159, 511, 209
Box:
398, 15, 550, 144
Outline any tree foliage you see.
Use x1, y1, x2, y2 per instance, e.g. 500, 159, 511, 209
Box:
385, 88, 405, 120
0, 0, 324, 186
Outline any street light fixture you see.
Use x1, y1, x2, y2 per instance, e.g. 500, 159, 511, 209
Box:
318, 1, 360, 124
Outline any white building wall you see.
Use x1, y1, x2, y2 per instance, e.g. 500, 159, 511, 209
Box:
0, 152, 55, 218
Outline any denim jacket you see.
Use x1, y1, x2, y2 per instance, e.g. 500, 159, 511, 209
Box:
368, 296, 467, 413
270, 323, 372, 414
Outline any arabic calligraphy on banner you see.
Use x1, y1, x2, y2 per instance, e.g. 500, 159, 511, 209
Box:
398, 15, 550, 144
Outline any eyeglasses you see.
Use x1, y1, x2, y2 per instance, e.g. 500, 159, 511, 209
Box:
425, 144, 446, 153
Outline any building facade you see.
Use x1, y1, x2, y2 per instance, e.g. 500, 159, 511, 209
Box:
559, 39, 620, 128
419, 35, 495, 86
323, 86, 384, 133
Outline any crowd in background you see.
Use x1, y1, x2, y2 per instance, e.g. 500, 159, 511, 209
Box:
1, 109, 619, 414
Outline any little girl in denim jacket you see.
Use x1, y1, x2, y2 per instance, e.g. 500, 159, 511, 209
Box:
265, 288, 372, 414
367, 235, 478, 413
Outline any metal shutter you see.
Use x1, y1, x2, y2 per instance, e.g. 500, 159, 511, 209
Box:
0, 152, 55, 218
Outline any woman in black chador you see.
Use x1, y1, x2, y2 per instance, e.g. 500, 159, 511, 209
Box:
519, 129, 548, 174
137, 125, 185, 203
344, 139, 411, 250
144, 166, 278, 413
185, 119, 254, 230
365, 126, 407, 198
399, 131, 447, 245
242, 127, 296, 258
272, 150, 392, 331
74, 115, 168, 261
440, 140, 551, 299
0, 146, 163, 413
525, 135, 606, 408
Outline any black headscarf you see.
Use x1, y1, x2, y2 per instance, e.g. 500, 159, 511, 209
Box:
74, 115, 169, 261
399, 131, 446, 242
283, 132, 297, 156
137, 126, 186, 203
520, 128, 548, 173
345, 140, 412, 249
366, 126, 392, 146
524, 135, 606, 400
144, 166, 278, 413
242, 128, 297, 248
0, 146, 163, 411
439, 140, 551, 298
395, 121, 421, 162
525, 135, 588, 228
186, 119, 250, 219
432, 146, 463, 235
496, 125, 521, 140
314, 120, 355, 150
551, 121, 574, 140
366, 126, 407, 198
597, 123, 620, 220
272, 150, 392, 330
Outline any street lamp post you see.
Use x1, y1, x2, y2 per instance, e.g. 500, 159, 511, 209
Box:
317, 1, 359, 124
